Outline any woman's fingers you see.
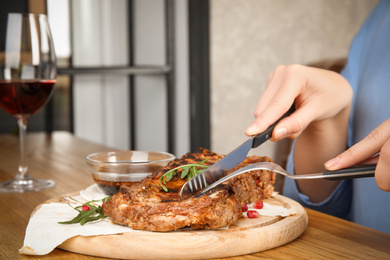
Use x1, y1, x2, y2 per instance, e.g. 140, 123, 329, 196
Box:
325, 119, 390, 169
359, 154, 379, 165
246, 65, 306, 136
376, 139, 390, 191
325, 118, 390, 191
246, 65, 352, 139
245, 100, 295, 137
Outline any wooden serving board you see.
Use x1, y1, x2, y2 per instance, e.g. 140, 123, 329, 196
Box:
45, 193, 308, 259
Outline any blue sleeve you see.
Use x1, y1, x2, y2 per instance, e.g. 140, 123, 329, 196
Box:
282, 140, 353, 220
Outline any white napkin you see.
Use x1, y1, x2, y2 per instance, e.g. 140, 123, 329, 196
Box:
242, 202, 297, 218
19, 184, 134, 255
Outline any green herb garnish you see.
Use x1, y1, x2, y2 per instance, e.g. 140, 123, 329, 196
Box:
58, 196, 111, 225
159, 159, 209, 192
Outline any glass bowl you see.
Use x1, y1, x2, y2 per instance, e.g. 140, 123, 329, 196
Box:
87, 151, 175, 195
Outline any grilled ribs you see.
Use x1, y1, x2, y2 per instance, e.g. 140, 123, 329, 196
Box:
102, 148, 275, 231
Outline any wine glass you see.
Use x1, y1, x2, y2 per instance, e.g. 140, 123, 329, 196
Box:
0, 13, 57, 192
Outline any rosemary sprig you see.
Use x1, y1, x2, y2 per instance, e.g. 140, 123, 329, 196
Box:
159, 159, 209, 192
58, 196, 111, 225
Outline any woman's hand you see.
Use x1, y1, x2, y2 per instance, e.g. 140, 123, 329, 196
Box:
246, 64, 353, 202
245, 64, 352, 141
325, 118, 390, 192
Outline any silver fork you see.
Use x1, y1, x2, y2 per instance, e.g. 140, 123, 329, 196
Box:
193, 161, 376, 198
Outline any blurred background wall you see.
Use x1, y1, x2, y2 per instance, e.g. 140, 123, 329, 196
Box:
0, 0, 379, 162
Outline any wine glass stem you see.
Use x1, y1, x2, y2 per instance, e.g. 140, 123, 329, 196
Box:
17, 117, 29, 180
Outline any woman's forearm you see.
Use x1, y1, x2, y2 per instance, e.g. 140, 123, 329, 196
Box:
294, 106, 351, 202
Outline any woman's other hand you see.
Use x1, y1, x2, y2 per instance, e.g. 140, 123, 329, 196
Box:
325, 118, 390, 192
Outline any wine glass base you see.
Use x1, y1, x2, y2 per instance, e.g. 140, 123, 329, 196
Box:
0, 178, 55, 193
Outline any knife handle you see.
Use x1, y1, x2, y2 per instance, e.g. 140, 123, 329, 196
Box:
323, 164, 376, 180
252, 103, 296, 148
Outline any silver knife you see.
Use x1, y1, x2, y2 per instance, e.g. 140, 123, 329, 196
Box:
179, 104, 295, 200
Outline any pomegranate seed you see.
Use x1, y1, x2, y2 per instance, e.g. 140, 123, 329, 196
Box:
247, 210, 259, 218
82, 205, 90, 211
102, 202, 106, 208
241, 204, 248, 212
253, 201, 264, 209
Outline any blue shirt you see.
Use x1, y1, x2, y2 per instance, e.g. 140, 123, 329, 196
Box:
283, 0, 390, 234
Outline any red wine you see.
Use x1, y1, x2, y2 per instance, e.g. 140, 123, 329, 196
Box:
0, 80, 56, 117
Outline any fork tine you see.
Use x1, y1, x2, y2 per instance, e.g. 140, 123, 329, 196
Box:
201, 174, 207, 188
188, 180, 194, 193
193, 178, 198, 191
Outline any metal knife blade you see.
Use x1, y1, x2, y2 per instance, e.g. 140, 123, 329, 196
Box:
179, 104, 295, 200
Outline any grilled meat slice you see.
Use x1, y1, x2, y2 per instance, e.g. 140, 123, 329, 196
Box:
103, 148, 275, 231
228, 155, 275, 203
103, 188, 240, 231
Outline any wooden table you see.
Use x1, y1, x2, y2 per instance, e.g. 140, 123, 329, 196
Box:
1, 132, 389, 259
